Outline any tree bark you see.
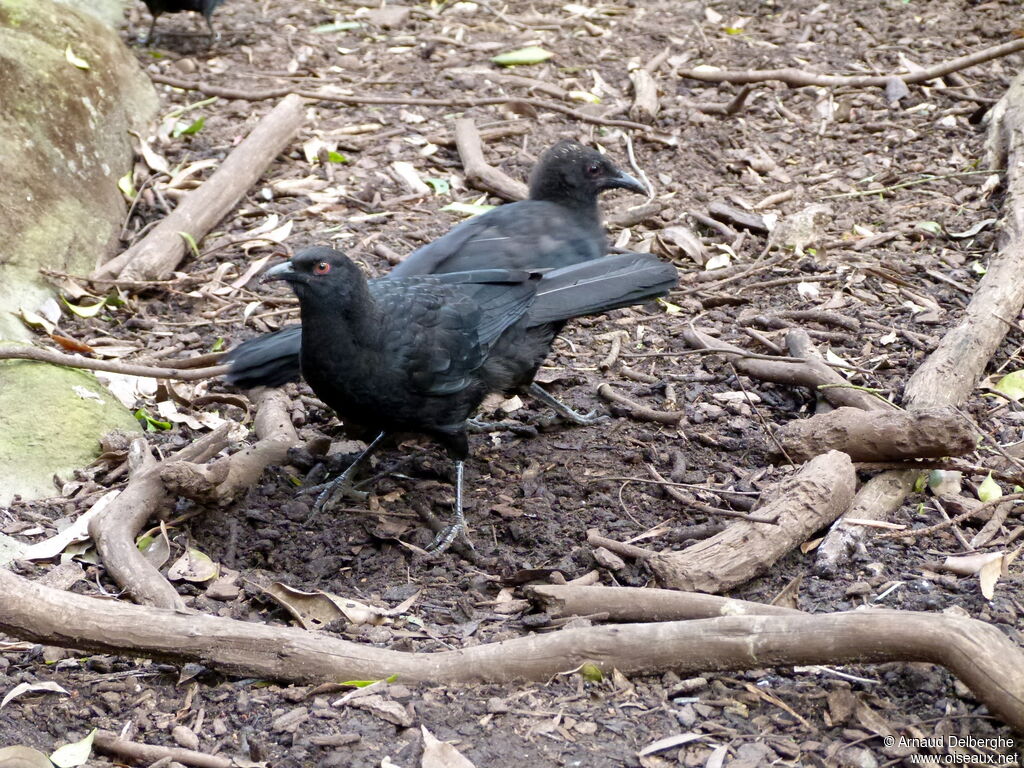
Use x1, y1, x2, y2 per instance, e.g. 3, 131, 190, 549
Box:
0, 568, 1021, 731
650, 451, 856, 592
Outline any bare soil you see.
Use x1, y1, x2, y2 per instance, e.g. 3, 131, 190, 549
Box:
2, 0, 1024, 765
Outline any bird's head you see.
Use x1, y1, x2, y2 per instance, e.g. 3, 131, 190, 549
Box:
262, 246, 365, 303
527, 140, 649, 206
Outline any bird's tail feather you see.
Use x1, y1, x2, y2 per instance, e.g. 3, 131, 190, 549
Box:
526, 253, 678, 325
224, 324, 304, 387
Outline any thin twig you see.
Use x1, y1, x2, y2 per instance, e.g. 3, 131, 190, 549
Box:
875, 493, 1024, 539
0, 345, 228, 381
148, 74, 655, 133
644, 464, 778, 523
821, 170, 998, 200
678, 39, 1024, 89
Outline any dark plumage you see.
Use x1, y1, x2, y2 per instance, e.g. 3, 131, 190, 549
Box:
225, 140, 649, 424
142, 0, 225, 43
266, 246, 676, 551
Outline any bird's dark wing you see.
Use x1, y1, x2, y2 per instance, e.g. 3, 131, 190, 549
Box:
370, 272, 538, 396
224, 324, 303, 387
388, 200, 603, 278
525, 253, 678, 325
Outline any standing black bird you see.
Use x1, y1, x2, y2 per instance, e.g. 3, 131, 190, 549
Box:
142, 0, 225, 43
226, 140, 649, 423
265, 246, 676, 552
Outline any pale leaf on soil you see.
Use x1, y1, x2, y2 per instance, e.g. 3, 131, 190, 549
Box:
978, 472, 1003, 502
979, 556, 1003, 600
825, 348, 853, 377
95, 371, 158, 409
137, 521, 172, 569
49, 729, 95, 768
421, 725, 476, 768
659, 226, 705, 265
136, 135, 170, 174
947, 218, 996, 239
264, 582, 419, 630
61, 296, 107, 319
392, 161, 431, 195
117, 173, 136, 200
796, 281, 820, 300
0, 746, 54, 768
167, 158, 218, 189
993, 370, 1024, 401
167, 548, 220, 583
927, 469, 962, 496
18, 307, 56, 335
64, 45, 89, 70
491, 46, 553, 66
704, 743, 728, 768
1, 681, 71, 709
941, 551, 1003, 578
703, 252, 730, 271
22, 490, 120, 561
637, 733, 703, 757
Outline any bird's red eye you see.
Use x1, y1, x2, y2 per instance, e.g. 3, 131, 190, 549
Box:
586, 163, 602, 177
313, 261, 331, 275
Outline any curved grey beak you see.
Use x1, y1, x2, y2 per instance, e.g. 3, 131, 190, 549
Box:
604, 168, 650, 197
262, 261, 296, 283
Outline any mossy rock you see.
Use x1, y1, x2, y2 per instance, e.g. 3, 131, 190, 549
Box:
0, 358, 141, 505
0, 0, 156, 342
0, 0, 155, 503
53, 0, 130, 28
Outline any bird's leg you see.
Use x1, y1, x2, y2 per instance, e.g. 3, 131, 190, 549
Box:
312, 431, 387, 516
528, 382, 608, 426
424, 460, 471, 554
205, 15, 220, 42
144, 15, 159, 44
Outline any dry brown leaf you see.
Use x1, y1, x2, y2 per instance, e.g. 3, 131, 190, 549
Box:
421, 725, 476, 768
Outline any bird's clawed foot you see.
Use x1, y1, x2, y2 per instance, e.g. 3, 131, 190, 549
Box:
424, 521, 472, 555
466, 418, 538, 437
310, 475, 368, 517
557, 407, 610, 426
420, 460, 472, 556
305, 431, 388, 519
527, 382, 609, 427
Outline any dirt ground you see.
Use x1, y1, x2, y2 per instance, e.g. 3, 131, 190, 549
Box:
2, 0, 1024, 765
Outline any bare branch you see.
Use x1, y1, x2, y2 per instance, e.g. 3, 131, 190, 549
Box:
679, 39, 1024, 89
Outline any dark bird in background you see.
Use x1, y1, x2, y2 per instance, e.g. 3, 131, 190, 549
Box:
142, 0, 225, 43
264, 246, 676, 552
226, 140, 649, 424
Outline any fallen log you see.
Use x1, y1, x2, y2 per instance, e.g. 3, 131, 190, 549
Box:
0, 568, 1020, 731
776, 406, 976, 463
649, 451, 856, 593
93, 93, 305, 282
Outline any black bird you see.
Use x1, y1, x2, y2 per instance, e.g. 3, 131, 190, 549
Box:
264, 246, 676, 552
226, 140, 649, 423
142, 0, 225, 43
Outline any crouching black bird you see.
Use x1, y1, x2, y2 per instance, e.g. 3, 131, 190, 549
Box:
226, 140, 649, 424
142, 0, 225, 43
264, 245, 676, 553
